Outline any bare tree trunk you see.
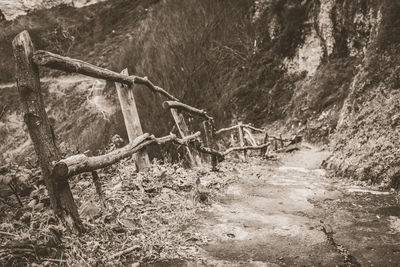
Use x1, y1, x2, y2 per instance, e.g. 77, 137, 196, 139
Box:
12, 31, 83, 233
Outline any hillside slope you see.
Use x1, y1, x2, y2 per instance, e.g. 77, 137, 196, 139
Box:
0, 0, 399, 188
238, 0, 400, 188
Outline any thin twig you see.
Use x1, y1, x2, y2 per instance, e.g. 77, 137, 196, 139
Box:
8, 183, 22, 207
109, 245, 141, 259
0, 231, 19, 237
0, 105, 7, 120
42, 258, 67, 263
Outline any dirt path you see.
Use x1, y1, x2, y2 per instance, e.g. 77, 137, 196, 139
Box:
184, 146, 400, 266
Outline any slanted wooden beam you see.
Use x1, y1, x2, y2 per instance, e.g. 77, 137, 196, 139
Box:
243, 128, 257, 146
242, 124, 264, 133
115, 68, 150, 171
12, 31, 83, 232
162, 101, 213, 121
52, 132, 200, 179
33, 50, 178, 101
215, 125, 239, 135
169, 108, 200, 167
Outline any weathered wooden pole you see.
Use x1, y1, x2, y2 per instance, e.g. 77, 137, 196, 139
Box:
115, 68, 150, 171
261, 131, 269, 157
169, 108, 198, 167
12, 31, 83, 232
237, 122, 247, 160
202, 121, 218, 170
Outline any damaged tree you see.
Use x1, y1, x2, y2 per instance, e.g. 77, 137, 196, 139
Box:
12, 31, 84, 232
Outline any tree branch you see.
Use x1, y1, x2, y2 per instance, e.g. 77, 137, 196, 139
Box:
162, 101, 213, 121
33, 50, 179, 101
215, 124, 265, 135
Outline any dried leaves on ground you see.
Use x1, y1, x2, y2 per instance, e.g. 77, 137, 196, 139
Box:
0, 154, 240, 266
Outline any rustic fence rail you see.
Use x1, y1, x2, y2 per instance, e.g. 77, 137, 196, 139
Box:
11, 30, 296, 233
52, 132, 201, 179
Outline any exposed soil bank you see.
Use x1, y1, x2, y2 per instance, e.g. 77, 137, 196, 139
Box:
165, 146, 400, 266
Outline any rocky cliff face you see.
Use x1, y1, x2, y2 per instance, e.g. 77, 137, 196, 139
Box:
250, 0, 399, 188
0, 0, 107, 20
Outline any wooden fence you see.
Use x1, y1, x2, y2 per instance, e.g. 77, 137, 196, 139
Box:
11, 30, 298, 232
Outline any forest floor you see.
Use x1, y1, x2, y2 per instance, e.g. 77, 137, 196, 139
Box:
1, 144, 400, 266
151, 145, 400, 267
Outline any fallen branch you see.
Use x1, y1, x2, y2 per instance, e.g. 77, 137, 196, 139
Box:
33, 50, 178, 101
223, 143, 270, 156
109, 245, 141, 259
41, 258, 67, 263
162, 101, 213, 121
52, 132, 201, 179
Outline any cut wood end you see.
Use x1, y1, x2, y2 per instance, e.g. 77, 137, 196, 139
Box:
12, 30, 30, 46
52, 162, 69, 178
12, 31, 34, 60
32, 50, 48, 64
162, 101, 171, 109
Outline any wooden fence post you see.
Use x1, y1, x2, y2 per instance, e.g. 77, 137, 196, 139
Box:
238, 122, 247, 161
115, 68, 150, 171
12, 31, 83, 232
261, 131, 269, 157
170, 108, 198, 167
203, 121, 218, 170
